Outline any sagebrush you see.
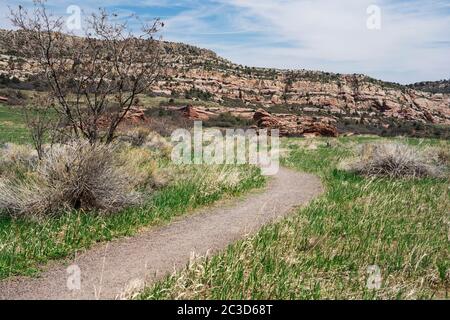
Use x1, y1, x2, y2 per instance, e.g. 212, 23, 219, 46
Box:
0, 141, 141, 217
342, 142, 446, 178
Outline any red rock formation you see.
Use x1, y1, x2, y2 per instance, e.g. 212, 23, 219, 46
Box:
1, 28, 448, 125
253, 109, 338, 137
2, 28, 449, 126
97, 106, 148, 128
301, 122, 339, 137
178, 105, 212, 121
254, 109, 281, 127
125, 106, 147, 124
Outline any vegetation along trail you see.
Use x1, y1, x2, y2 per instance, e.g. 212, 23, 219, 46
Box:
0, 167, 323, 300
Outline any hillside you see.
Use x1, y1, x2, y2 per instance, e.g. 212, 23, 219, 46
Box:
0, 29, 449, 133
155, 43, 450, 126
408, 79, 450, 94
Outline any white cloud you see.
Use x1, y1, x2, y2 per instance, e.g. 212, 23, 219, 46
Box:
1, 0, 449, 83
209, 0, 450, 83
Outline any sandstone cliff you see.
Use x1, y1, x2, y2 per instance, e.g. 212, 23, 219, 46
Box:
0, 29, 449, 127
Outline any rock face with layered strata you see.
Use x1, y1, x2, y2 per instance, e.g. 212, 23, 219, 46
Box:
153, 67, 449, 125
253, 109, 338, 137
0, 29, 449, 127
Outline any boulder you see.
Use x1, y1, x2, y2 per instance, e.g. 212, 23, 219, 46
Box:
97, 106, 148, 128
253, 109, 281, 127
300, 122, 339, 137
178, 105, 211, 120
125, 106, 147, 124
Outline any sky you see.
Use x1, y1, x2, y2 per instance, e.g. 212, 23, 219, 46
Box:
1, 0, 450, 84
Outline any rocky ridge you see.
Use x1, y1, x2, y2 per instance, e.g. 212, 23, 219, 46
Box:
0, 29, 449, 128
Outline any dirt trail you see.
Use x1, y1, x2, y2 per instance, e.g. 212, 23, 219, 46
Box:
0, 167, 323, 300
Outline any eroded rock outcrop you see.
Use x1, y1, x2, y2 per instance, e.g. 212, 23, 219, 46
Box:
253, 109, 338, 137
97, 106, 148, 128
178, 105, 212, 121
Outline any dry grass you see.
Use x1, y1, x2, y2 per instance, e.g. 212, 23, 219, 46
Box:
0, 143, 38, 165
341, 142, 446, 178
119, 128, 172, 158
0, 143, 38, 177
0, 141, 141, 217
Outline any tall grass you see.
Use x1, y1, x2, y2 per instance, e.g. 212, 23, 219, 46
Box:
140, 137, 449, 300
0, 105, 30, 144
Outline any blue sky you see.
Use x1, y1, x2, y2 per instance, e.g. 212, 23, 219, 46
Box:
1, 0, 450, 84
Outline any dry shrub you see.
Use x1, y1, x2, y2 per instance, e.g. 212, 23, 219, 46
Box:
120, 128, 172, 158
0, 143, 38, 179
121, 128, 150, 147
0, 143, 38, 168
116, 146, 165, 190
0, 140, 141, 218
343, 142, 446, 178
143, 131, 172, 157
422, 146, 450, 168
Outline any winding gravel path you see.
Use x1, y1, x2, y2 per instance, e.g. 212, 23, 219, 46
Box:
0, 167, 323, 300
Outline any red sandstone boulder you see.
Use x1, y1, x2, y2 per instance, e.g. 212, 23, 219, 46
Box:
97, 106, 148, 128
179, 105, 211, 121
125, 106, 147, 124
253, 109, 281, 127
301, 122, 338, 137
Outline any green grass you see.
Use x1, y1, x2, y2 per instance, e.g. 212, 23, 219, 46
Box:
140, 137, 449, 300
0, 104, 30, 144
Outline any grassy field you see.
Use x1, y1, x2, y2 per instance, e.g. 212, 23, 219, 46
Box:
140, 136, 449, 300
0, 104, 30, 144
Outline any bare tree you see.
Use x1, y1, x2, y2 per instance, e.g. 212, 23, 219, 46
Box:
5, 0, 163, 143
23, 95, 54, 159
